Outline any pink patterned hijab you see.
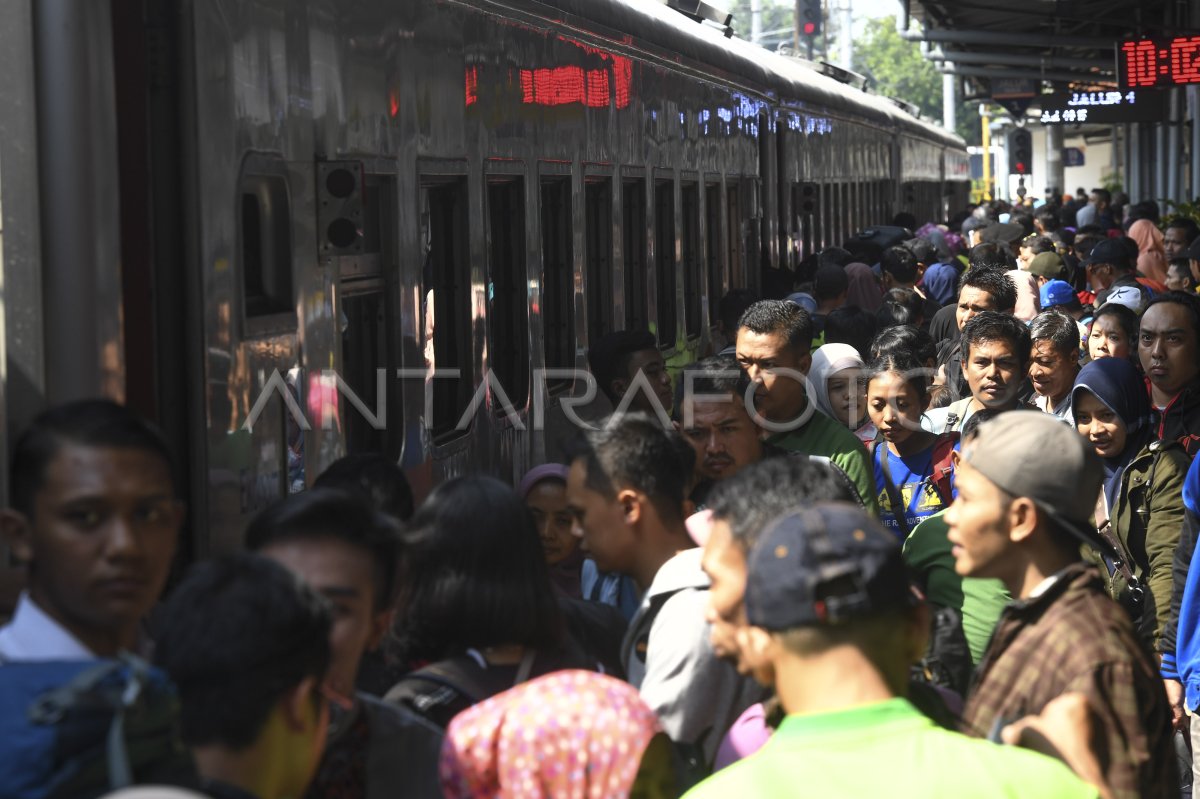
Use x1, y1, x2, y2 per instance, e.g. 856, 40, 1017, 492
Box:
440, 670, 663, 798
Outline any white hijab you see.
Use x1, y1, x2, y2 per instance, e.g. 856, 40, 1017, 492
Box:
809, 343, 864, 420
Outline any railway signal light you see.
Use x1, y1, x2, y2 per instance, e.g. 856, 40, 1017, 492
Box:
1007, 128, 1033, 176
796, 0, 821, 36
797, 182, 819, 216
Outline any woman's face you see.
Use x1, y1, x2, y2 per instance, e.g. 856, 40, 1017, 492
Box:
525, 480, 579, 566
826, 367, 865, 427
867, 371, 924, 449
1088, 315, 1132, 361
1074, 392, 1128, 459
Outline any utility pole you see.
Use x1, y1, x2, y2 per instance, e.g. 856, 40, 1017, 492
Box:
981, 104, 992, 201
839, 0, 852, 68
751, 0, 762, 44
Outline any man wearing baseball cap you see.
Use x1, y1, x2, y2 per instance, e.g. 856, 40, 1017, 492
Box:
1084, 239, 1151, 310
948, 412, 1175, 799
683, 502, 1098, 799
1027, 251, 1067, 286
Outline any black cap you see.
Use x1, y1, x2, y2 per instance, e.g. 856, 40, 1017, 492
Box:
978, 223, 1023, 246
1183, 237, 1200, 261
745, 503, 912, 630
1082, 238, 1132, 269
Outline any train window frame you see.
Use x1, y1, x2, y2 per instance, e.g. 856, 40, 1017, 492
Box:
725, 178, 744, 289
539, 164, 574, 396
653, 174, 677, 351
236, 152, 295, 339
583, 170, 614, 346
621, 170, 648, 332
704, 179, 724, 327
418, 167, 473, 443
681, 180, 701, 341
484, 164, 531, 415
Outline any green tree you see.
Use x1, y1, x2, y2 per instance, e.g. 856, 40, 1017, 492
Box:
727, 0, 831, 55
851, 16, 979, 144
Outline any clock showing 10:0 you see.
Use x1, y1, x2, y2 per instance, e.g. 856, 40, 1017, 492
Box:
1120, 36, 1200, 88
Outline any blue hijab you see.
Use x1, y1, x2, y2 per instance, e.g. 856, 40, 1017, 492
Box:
1071, 357, 1152, 511
922, 262, 959, 306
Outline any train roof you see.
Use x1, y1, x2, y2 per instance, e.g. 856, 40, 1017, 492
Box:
528, 0, 965, 149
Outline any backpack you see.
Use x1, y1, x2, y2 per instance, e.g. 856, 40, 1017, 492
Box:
870, 432, 959, 537
0, 654, 194, 799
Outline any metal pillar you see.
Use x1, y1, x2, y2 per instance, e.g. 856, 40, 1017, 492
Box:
1045, 124, 1064, 202
943, 73, 957, 132
1129, 124, 1140, 203
1157, 115, 1168, 206
1168, 89, 1181, 208
1191, 87, 1200, 201
751, 0, 762, 43
840, 0, 852, 69
981, 106, 992, 201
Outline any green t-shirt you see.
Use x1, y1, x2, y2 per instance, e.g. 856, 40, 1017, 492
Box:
769, 408, 878, 515
903, 510, 1011, 664
683, 698, 1097, 799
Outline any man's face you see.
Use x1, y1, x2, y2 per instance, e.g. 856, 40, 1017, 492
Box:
1028, 339, 1078, 405
566, 459, 637, 576
1090, 192, 1107, 210
735, 329, 811, 423
680, 396, 763, 483
261, 537, 386, 698
615, 349, 674, 415
700, 519, 751, 672
1085, 262, 1115, 292
1164, 226, 1192, 260
945, 460, 1018, 580
965, 338, 1024, 409
4, 445, 182, 653
1166, 263, 1194, 293
1140, 302, 1200, 399
955, 285, 995, 331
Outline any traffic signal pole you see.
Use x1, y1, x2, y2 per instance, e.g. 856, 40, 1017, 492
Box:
981, 105, 992, 201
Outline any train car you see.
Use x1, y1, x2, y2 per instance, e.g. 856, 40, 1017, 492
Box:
0, 0, 967, 570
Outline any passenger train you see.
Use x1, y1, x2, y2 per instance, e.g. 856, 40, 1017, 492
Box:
0, 0, 968, 567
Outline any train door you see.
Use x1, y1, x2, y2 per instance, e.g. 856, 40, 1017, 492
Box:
338, 171, 402, 461
705, 181, 725, 327
726, 181, 744, 289
622, 177, 648, 330
419, 175, 472, 443
540, 175, 574, 394
653, 177, 677, 349
584, 176, 614, 344
681, 181, 701, 348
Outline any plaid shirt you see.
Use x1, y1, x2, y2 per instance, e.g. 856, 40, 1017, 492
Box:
962, 562, 1176, 799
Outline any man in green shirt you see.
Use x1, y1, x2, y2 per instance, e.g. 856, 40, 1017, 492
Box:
904, 509, 1010, 665
734, 300, 876, 513
684, 503, 1099, 799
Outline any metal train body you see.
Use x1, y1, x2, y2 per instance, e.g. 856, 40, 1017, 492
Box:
0, 0, 968, 562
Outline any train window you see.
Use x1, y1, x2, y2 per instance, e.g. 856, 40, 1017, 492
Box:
585, 179, 613, 343
622, 179, 648, 330
705, 183, 724, 324
726, 182, 743, 288
540, 177, 574, 392
654, 179, 676, 348
238, 160, 293, 325
487, 177, 530, 412
681, 182, 700, 338
420, 176, 472, 440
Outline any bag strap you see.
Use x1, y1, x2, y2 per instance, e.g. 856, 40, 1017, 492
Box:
873, 440, 912, 538
928, 432, 959, 507
1093, 490, 1145, 605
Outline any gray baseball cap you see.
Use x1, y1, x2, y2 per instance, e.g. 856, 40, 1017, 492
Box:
960, 411, 1105, 550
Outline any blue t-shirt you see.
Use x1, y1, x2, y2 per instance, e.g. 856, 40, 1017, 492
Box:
873, 444, 949, 535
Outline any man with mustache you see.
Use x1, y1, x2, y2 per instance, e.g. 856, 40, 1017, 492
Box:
925, 312, 1032, 434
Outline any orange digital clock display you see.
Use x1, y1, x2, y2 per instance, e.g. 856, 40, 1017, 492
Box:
1120, 36, 1200, 88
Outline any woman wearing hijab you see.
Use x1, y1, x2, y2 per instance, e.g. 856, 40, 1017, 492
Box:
1072, 358, 1188, 648
440, 670, 677, 799
809, 343, 876, 444
844, 262, 883, 313
1129, 219, 1169, 285
518, 464, 585, 598
920, 261, 960, 307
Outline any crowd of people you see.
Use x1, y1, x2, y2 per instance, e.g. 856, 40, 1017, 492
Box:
5, 192, 1200, 799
